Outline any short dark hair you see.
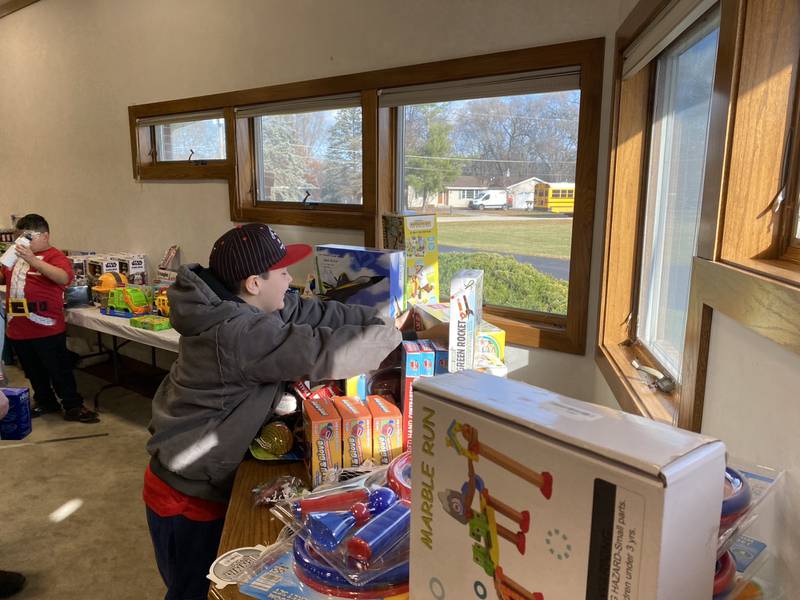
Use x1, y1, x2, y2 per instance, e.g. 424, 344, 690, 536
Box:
15, 214, 49, 233
224, 271, 269, 295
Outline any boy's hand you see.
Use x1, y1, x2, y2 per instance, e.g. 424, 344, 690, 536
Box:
15, 243, 37, 265
394, 310, 413, 332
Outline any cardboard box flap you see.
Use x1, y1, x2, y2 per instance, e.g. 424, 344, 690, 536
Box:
413, 371, 719, 479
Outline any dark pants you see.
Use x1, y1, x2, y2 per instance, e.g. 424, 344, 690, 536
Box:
10, 333, 83, 411
146, 507, 225, 600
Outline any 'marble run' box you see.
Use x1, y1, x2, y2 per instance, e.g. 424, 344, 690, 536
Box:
410, 371, 725, 600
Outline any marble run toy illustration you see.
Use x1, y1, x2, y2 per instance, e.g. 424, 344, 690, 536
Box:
441, 419, 553, 600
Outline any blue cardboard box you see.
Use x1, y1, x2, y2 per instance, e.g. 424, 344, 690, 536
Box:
315, 245, 404, 318
0, 387, 31, 440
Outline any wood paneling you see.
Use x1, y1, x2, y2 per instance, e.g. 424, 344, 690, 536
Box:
600, 66, 652, 349
361, 90, 379, 247
679, 258, 800, 431
697, 0, 746, 261
719, 0, 800, 265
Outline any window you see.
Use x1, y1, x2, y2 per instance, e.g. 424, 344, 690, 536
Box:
387, 77, 581, 317
598, 1, 729, 424
129, 110, 230, 180
250, 103, 363, 205
154, 116, 226, 162
637, 11, 719, 380
129, 39, 605, 352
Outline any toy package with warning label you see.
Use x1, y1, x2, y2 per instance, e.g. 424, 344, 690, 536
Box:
411, 371, 727, 600
448, 270, 483, 372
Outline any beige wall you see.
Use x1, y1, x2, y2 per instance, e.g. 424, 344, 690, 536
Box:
0, 0, 622, 403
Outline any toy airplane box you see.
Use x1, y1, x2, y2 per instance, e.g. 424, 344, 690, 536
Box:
302, 397, 342, 489
366, 395, 403, 465
382, 213, 440, 307
412, 302, 506, 360
410, 371, 726, 600
332, 396, 372, 468
448, 270, 484, 372
315, 244, 404, 318
400, 340, 435, 453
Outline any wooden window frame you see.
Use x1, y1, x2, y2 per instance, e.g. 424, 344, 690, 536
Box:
128, 39, 605, 353
129, 110, 232, 181
598, 0, 744, 424
714, 0, 800, 283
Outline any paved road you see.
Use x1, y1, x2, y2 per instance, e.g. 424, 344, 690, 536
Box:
439, 245, 570, 281
438, 212, 572, 223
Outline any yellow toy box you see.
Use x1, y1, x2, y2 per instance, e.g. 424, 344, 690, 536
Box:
412, 302, 506, 361
382, 213, 440, 307
302, 398, 342, 488
332, 396, 372, 468
366, 395, 403, 465
410, 371, 726, 600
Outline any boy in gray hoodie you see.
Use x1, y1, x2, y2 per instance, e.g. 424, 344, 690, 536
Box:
144, 223, 404, 599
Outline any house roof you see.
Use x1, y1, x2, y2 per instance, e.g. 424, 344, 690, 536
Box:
445, 175, 488, 189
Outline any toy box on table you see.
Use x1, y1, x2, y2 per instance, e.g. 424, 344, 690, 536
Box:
303, 397, 342, 489
400, 340, 434, 452
315, 244, 404, 318
367, 395, 403, 465
412, 302, 506, 361
382, 213, 440, 307
448, 270, 484, 372
410, 371, 726, 600
332, 396, 372, 468
0, 387, 31, 440
86, 255, 120, 284
113, 253, 147, 285
130, 315, 171, 331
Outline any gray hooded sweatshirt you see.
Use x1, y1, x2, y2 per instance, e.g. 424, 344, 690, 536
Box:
147, 264, 402, 503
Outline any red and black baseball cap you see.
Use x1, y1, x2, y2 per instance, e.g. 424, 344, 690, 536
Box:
209, 223, 312, 286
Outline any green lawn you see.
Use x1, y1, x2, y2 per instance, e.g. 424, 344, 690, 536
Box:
438, 219, 572, 259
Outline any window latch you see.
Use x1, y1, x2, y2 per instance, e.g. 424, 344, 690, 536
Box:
631, 359, 675, 393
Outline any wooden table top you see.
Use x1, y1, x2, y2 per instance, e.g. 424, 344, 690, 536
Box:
209, 458, 308, 600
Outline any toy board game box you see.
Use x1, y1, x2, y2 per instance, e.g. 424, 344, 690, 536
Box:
412, 302, 506, 361
315, 245, 404, 318
448, 270, 483, 372
382, 213, 440, 307
367, 395, 403, 465
303, 398, 342, 489
130, 315, 171, 331
410, 371, 726, 600
332, 396, 372, 468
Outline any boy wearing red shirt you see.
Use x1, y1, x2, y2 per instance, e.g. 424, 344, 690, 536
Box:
0, 214, 98, 423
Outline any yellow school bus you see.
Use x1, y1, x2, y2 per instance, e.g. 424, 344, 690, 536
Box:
532, 182, 575, 214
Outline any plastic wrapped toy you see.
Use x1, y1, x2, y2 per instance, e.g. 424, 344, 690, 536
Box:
266, 453, 412, 588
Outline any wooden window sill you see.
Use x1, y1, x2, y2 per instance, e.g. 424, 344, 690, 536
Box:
595, 343, 677, 424
485, 312, 584, 355
722, 257, 800, 288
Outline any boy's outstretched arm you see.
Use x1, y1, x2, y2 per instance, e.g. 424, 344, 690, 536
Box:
233, 312, 402, 384
279, 292, 388, 329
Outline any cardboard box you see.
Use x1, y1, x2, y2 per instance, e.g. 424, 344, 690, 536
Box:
366, 395, 403, 465
474, 352, 508, 377
0, 387, 31, 440
413, 302, 506, 361
130, 315, 171, 331
430, 340, 449, 375
87, 256, 120, 283
114, 253, 147, 285
448, 270, 483, 372
332, 396, 372, 468
382, 213, 440, 307
410, 371, 726, 600
315, 244, 404, 318
400, 341, 435, 452
302, 398, 342, 488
